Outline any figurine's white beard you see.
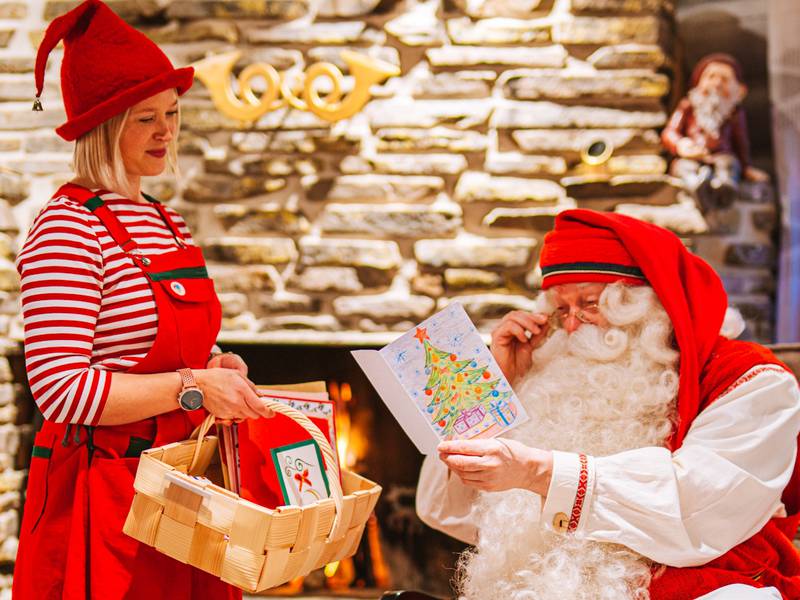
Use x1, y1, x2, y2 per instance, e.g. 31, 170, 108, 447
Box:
457, 287, 679, 600
689, 87, 739, 140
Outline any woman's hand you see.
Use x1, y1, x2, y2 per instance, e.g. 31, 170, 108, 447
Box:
206, 351, 248, 376
438, 438, 553, 496
490, 311, 549, 385
193, 368, 274, 422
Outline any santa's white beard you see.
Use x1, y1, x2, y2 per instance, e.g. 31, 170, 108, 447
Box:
457, 306, 679, 600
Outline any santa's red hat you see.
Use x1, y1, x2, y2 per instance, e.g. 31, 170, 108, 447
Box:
539, 209, 728, 448
34, 0, 194, 141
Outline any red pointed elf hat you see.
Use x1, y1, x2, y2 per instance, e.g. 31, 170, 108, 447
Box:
34, 0, 194, 141
539, 209, 728, 448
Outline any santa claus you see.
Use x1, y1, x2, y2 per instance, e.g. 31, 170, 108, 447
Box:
416, 210, 800, 599
662, 53, 769, 209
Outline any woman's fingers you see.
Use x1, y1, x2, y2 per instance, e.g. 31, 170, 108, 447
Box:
199, 369, 262, 420
199, 368, 278, 421
242, 375, 260, 395
237, 388, 263, 420
238, 378, 277, 418
244, 394, 276, 419
217, 352, 249, 376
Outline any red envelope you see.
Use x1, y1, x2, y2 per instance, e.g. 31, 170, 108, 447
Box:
234, 394, 339, 509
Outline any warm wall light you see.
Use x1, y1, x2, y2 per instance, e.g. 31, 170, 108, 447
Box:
580, 138, 615, 166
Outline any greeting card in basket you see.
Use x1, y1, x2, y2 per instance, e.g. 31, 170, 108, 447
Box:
217, 384, 338, 509
271, 439, 331, 507
352, 302, 528, 454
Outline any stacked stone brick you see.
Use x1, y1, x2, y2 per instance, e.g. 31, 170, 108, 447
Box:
170, 0, 684, 341
0, 0, 781, 583
0, 0, 778, 344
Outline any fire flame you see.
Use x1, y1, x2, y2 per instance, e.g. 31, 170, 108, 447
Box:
323, 561, 339, 577
323, 381, 391, 590
330, 381, 364, 469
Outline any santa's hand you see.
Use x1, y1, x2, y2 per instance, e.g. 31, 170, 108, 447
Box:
438, 438, 553, 496
490, 311, 549, 386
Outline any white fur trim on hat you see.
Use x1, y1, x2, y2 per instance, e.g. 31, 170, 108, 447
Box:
720, 307, 745, 339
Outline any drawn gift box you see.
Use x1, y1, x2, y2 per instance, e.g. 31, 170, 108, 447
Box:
489, 399, 515, 426
453, 405, 487, 434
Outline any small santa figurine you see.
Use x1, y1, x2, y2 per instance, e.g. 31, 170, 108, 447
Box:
662, 53, 769, 209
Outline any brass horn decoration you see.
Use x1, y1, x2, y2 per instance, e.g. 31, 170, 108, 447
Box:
190, 50, 400, 124
191, 50, 281, 123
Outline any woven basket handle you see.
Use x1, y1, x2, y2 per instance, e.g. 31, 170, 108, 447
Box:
188, 402, 347, 541
187, 412, 218, 475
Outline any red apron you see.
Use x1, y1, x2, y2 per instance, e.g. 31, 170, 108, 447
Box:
13, 184, 240, 600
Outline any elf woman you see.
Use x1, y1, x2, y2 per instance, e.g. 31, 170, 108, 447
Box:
13, 1, 274, 597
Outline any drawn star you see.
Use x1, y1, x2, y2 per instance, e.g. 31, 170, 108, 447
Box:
414, 327, 429, 343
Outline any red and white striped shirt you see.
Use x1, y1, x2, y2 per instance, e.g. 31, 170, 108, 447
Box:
16, 189, 195, 425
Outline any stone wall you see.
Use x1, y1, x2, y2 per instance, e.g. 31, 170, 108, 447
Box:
0, 0, 783, 586
0, 0, 779, 346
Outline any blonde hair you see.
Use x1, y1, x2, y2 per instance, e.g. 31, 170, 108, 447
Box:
73, 105, 180, 200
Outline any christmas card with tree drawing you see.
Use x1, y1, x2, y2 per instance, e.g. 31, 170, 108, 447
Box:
352, 302, 528, 454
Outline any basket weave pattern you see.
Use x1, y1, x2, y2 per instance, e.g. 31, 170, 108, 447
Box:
123, 402, 382, 592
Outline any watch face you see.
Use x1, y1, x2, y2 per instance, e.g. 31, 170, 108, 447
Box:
179, 389, 204, 411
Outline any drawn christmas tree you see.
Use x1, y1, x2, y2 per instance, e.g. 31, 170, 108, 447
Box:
415, 327, 512, 437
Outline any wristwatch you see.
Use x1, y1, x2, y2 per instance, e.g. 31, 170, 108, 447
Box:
177, 368, 204, 411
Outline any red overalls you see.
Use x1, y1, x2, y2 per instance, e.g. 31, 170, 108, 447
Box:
13, 184, 241, 600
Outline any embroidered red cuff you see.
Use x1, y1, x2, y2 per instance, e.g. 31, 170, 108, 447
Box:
541, 451, 594, 534
567, 453, 589, 532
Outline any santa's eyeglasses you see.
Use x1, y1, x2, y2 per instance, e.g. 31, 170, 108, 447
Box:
550, 301, 601, 327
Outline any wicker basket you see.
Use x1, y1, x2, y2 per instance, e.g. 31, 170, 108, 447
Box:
122, 398, 382, 593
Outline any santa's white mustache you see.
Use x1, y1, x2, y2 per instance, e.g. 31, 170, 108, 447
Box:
534, 324, 630, 363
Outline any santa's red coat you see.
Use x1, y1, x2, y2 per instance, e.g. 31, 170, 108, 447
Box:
650, 337, 800, 599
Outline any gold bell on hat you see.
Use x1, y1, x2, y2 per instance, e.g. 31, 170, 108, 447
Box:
32, 96, 43, 111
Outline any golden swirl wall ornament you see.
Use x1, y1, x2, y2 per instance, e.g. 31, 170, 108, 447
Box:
191, 50, 400, 123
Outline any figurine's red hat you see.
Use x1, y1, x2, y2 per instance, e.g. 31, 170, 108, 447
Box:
690, 53, 744, 87
34, 0, 193, 141
539, 209, 728, 448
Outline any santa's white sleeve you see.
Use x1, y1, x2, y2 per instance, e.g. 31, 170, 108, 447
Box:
539, 366, 800, 567
416, 453, 480, 544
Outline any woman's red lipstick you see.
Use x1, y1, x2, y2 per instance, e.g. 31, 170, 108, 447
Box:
146, 149, 166, 158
